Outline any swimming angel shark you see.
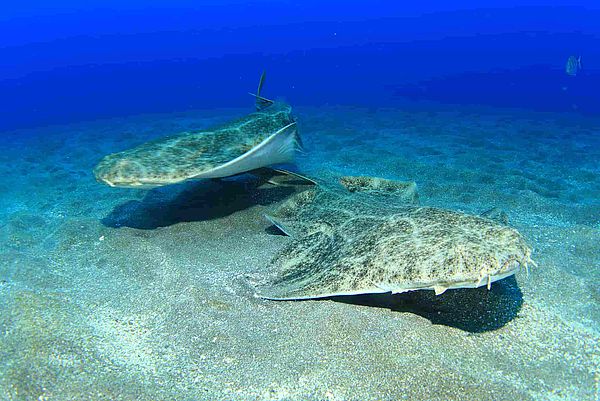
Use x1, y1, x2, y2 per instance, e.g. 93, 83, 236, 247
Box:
251, 176, 534, 300
94, 72, 314, 188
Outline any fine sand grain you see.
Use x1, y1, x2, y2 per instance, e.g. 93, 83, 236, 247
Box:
0, 103, 598, 401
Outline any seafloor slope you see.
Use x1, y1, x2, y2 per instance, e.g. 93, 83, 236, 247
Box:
0, 103, 598, 401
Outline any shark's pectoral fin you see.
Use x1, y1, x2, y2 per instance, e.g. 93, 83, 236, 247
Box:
251, 167, 317, 187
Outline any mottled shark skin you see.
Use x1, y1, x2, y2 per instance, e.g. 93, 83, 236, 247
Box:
254, 176, 534, 300
94, 102, 300, 188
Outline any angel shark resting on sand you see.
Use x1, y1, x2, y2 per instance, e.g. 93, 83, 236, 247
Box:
94, 72, 314, 188
250, 176, 535, 300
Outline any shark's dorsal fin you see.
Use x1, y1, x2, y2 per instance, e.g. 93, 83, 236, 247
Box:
257, 70, 267, 97
481, 207, 509, 225
249, 70, 274, 110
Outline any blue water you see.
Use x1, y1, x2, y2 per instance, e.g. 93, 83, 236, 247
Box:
1, 2, 599, 400
2, 1, 600, 131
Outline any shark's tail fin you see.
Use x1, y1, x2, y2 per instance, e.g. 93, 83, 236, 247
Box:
248, 70, 275, 110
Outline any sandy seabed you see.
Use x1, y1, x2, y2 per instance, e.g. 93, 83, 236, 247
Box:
0, 102, 598, 401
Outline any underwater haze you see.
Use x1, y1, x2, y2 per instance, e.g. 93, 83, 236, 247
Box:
3, 0, 600, 130
1, 1, 599, 401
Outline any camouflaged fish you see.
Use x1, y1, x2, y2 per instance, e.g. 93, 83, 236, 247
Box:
565, 55, 582, 76
94, 72, 311, 188
251, 176, 534, 300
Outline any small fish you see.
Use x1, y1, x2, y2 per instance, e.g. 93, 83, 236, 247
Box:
565, 55, 582, 76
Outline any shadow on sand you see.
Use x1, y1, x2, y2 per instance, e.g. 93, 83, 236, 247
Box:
102, 176, 296, 229
331, 276, 523, 333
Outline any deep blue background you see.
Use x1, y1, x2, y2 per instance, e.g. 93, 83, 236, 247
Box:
1, 1, 599, 131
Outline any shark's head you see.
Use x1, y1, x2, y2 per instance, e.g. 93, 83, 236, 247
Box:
93, 154, 162, 189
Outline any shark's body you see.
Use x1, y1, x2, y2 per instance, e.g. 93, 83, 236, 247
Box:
94, 102, 299, 188
94, 73, 308, 188
252, 176, 534, 300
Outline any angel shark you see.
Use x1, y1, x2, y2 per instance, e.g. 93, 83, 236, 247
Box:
251, 176, 534, 300
94, 72, 313, 188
